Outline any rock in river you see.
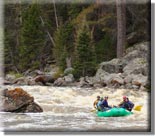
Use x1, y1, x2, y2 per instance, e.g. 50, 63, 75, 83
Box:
0, 88, 43, 113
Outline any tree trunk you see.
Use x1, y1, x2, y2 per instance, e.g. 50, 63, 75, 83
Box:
116, 0, 126, 58
53, 0, 59, 28
66, 57, 72, 68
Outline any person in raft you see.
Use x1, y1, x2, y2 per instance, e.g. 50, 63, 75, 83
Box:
125, 98, 134, 111
118, 96, 134, 111
97, 96, 112, 111
97, 97, 104, 111
93, 96, 100, 109
101, 96, 112, 111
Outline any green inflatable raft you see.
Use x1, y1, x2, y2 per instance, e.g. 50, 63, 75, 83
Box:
97, 108, 133, 117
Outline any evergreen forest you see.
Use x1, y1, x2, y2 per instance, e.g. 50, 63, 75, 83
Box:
4, 0, 150, 80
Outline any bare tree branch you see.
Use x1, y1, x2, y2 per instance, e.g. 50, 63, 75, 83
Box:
40, 16, 56, 47
53, 0, 59, 28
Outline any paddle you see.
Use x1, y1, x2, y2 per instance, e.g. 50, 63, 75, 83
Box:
133, 105, 143, 111
90, 109, 97, 112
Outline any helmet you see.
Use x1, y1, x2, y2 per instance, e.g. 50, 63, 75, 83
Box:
123, 96, 127, 99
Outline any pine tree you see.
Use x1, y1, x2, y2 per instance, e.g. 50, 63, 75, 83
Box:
53, 22, 74, 70
74, 25, 96, 78
19, 4, 45, 72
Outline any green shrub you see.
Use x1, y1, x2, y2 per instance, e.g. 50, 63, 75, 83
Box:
53, 69, 63, 79
8, 71, 23, 78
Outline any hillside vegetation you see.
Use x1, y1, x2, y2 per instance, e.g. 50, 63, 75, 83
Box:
4, 1, 150, 82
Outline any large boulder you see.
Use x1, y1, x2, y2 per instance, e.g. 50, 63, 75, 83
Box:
64, 74, 74, 83
93, 42, 150, 90
5, 74, 16, 83
78, 76, 95, 87
5, 72, 38, 85
110, 74, 124, 85
95, 69, 109, 82
131, 74, 148, 87
122, 42, 149, 66
99, 59, 123, 74
123, 58, 148, 76
12, 76, 36, 85
125, 42, 149, 55
123, 50, 142, 65
34, 75, 56, 85
103, 73, 124, 88
53, 78, 66, 86
0, 88, 43, 113
124, 74, 148, 89
15, 102, 43, 113
23, 69, 44, 77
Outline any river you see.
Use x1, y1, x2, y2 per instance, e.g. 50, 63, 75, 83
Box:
0, 86, 150, 132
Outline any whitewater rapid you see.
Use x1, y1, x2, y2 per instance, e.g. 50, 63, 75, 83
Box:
0, 86, 150, 132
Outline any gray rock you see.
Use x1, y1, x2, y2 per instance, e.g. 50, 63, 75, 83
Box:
13, 76, 36, 85
104, 73, 124, 85
93, 42, 149, 90
26, 77, 36, 85
85, 76, 95, 85
132, 85, 140, 90
123, 58, 148, 76
125, 83, 133, 89
93, 83, 103, 88
78, 77, 87, 87
111, 76, 124, 85
13, 77, 25, 85
78, 77, 93, 87
64, 74, 74, 83
134, 42, 149, 52
124, 75, 133, 84
126, 42, 149, 54
131, 74, 148, 87
123, 50, 142, 64
24, 70, 44, 77
53, 78, 66, 86
99, 58, 122, 73
95, 69, 109, 82
139, 86, 147, 92
123, 42, 149, 66
5, 74, 16, 81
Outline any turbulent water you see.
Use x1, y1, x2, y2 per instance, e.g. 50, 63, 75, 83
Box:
0, 86, 150, 132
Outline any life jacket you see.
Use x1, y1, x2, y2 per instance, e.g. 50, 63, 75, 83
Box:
97, 100, 102, 107
102, 100, 108, 107
122, 101, 134, 109
127, 101, 134, 108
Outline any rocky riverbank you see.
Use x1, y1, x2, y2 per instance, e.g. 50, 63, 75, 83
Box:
4, 42, 150, 91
